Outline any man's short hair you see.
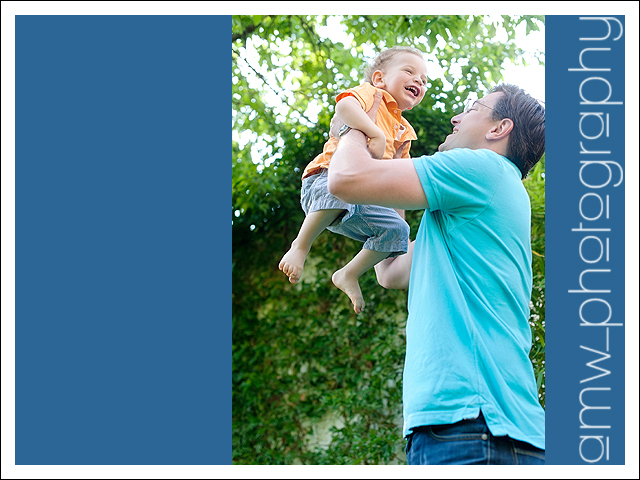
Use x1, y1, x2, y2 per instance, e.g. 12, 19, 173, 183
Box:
489, 84, 545, 179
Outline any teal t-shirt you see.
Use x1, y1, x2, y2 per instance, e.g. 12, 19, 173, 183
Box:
406, 148, 545, 450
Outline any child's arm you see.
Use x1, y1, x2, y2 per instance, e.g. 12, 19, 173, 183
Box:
335, 96, 386, 159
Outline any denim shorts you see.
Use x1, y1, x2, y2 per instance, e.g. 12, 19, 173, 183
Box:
301, 169, 409, 256
405, 413, 545, 465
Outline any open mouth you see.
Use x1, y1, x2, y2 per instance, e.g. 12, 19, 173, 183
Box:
405, 86, 420, 97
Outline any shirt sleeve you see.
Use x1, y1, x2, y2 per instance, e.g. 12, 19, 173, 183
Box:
412, 149, 506, 216
336, 83, 375, 111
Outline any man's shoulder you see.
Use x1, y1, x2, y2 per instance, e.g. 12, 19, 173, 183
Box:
413, 149, 518, 190
442, 148, 504, 161
416, 148, 506, 169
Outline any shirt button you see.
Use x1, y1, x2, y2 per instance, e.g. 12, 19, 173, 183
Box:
481, 433, 489, 441
394, 125, 399, 129
394, 110, 398, 114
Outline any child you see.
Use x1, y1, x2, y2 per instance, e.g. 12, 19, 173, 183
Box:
279, 46, 428, 314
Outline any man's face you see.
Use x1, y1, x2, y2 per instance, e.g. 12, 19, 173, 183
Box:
438, 92, 504, 152
373, 53, 428, 111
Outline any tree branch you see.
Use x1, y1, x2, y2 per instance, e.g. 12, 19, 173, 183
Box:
232, 46, 315, 126
232, 15, 273, 46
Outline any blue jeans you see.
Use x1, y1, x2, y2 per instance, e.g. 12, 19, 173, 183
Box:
405, 413, 545, 465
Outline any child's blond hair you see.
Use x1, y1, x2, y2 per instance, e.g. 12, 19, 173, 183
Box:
363, 46, 425, 84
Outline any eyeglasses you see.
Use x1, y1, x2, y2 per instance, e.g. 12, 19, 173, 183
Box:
464, 97, 494, 113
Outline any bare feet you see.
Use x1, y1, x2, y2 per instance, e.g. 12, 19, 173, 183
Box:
332, 267, 365, 314
279, 243, 308, 284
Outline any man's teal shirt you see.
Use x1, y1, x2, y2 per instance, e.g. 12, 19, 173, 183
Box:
406, 148, 545, 450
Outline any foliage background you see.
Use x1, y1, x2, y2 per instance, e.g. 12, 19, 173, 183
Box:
232, 14, 545, 465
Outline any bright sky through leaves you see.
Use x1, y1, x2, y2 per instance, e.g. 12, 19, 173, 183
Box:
233, 15, 545, 169
316, 15, 545, 102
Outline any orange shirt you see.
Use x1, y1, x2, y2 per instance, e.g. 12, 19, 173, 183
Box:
302, 83, 417, 179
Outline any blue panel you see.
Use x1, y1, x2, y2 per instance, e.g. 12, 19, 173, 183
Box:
15, 15, 231, 465
546, 15, 625, 465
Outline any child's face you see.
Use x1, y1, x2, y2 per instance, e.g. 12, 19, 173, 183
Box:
372, 53, 428, 111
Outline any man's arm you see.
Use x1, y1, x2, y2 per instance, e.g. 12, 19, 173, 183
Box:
327, 128, 429, 211
375, 239, 414, 290
373, 203, 413, 289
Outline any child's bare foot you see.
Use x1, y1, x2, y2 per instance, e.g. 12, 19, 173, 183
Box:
332, 268, 365, 314
279, 244, 308, 284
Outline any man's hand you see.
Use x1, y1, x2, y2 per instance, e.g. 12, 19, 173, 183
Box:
367, 132, 386, 159
329, 114, 344, 139
394, 140, 409, 159
365, 91, 383, 123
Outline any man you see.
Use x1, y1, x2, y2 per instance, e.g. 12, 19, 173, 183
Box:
328, 84, 546, 465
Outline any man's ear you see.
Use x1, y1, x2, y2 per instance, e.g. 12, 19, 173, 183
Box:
372, 70, 385, 88
487, 118, 514, 141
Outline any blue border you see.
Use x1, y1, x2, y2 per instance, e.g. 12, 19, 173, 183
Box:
546, 15, 625, 465
15, 15, 231, 465
14, 13, 630, 468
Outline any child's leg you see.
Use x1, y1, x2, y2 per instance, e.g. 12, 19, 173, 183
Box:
279, 209, 345, 284
332, 248, 390, 314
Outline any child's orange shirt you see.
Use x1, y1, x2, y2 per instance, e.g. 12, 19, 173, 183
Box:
302, 83, 417, 179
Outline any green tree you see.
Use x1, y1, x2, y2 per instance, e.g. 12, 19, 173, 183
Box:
232, 14, 545, 465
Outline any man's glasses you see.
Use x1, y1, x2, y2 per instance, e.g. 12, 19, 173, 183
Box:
457, 94, 544, 118
461, 95, 545, 114
463, 97, 494, 113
